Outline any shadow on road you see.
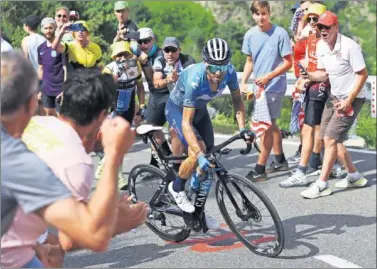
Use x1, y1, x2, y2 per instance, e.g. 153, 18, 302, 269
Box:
277, 213, 376, 260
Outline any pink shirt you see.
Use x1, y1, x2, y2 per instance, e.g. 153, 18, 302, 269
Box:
1, 117, 93, 268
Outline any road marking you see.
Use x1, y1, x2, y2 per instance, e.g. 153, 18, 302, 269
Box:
363, 169, 376, 177
214, 134, 376, 155
315, 255, 363, 268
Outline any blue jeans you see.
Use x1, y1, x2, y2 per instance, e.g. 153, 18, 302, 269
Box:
22, 256, 44, 268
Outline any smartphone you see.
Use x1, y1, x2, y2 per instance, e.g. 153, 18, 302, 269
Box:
69, 23, 84, 32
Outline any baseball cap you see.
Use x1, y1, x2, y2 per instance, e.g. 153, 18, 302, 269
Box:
162, 37, 180, 49
138, 28, 154, 39
317, 11, 338, 27
111, 41, 132, 59
114, 1, 128, 11
22, 14, 41, 28
304, 3, 327, 20
69, 10, 80, 20
40, 17, 56, 29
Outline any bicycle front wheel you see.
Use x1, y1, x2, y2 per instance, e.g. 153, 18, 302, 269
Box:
128, 164, 191, 242
215, 173, 284, 257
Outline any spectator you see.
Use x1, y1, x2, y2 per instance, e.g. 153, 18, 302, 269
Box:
54, 6, 73, 43
280, 3, 329, 188
69, 10, 80, 22
1, 69, 147, 268
241, 1, 293, 181
37, 17, 67, 116
137, 28, 172, 168
113, 1, 138, 43
52, 20, 102, 71
301, 11, 368, 199
1, 51, 142, 263
97, 41, 146, 189
21, 14, 46, 72
152, 36, 196, 170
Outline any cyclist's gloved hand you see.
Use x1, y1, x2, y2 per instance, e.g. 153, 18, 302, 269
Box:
240, 128, 255, 143
136, 105, 147, 120
197, 153, 211, 172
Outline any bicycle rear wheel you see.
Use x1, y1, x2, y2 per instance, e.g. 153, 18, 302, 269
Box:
128, 164, 191, 242
215, 173, 284, 257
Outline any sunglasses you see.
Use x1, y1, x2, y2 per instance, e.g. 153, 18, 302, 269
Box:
115, 9, 126, 13
306, 16, 318, 23
163, 47, 178, 53
138, 38, 152, 45
56, 14, 67, 18
317, 24, 332, 31
207, 64, 228, 73
115, 52, 130, 58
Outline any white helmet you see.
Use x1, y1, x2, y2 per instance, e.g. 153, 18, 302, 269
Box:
202, 38, 232, 65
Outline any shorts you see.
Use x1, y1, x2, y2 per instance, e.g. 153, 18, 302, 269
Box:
42, 93, 61, 112
147, 92, 169, 126
306, 81, 330, 102
303, 99, 326, 127
319, 97, 365, 142
113, 90, 135, 124
165, 99, 214, 151
266, 91, 285, 120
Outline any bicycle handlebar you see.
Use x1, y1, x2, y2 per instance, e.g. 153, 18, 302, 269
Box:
207, 130, 260, 157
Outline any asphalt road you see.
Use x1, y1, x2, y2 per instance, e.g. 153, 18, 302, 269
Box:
64, 135, 376, 268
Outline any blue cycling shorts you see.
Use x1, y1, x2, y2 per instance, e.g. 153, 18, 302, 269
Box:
165, 99, 214, 150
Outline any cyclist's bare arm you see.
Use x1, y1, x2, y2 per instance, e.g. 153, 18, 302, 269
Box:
182, 107, 203, 155
52, 23, 71, 53
230, 89, 246, 129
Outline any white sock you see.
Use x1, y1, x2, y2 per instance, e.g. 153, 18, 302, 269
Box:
348, 171, 361, 181
316, 179, 328, 189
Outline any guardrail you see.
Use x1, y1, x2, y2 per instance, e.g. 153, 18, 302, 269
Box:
142, 72, 376, 118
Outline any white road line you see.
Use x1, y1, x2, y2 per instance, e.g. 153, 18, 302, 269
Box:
315, 255, 363, 268
363, 169, 377, 177
214, 134, 376, 155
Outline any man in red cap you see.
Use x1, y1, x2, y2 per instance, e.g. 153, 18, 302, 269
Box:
300, 11, 369, 199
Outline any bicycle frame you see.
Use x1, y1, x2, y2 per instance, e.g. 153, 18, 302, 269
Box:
142, 130, 259, 232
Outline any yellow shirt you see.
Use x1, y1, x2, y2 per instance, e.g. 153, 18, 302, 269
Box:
65, 41, 102, 68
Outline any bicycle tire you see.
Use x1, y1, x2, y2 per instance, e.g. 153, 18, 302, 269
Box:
128, 164, 191, 242
215, 173, 285, 257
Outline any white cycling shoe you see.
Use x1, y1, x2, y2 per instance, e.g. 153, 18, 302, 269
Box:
168, 182, 195, 213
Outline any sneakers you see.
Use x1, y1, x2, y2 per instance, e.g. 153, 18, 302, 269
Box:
266, 160, 289, 173
306, 166, 322, 177
95, 158, 128, 190
330, 163, 347, 179
335, 175, 368, 188
246, 170, 267, 182
300, 180, 332, 199
287, 151, 301, 165
205, 212, 220, 230
279, 170, 309, 188
168, 182, 195, 213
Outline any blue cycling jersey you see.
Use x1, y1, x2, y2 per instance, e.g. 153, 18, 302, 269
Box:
168, 62, 239, 109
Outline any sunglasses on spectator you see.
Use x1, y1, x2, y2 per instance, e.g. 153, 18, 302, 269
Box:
138, 38, 152, 45
56, 14, 67, 18
306, 16, 318, 23
317, 24, 333, 31
207, 64, 228, 73
163, 47, 178, 53
116, 52, 130, 58
115, 9, 126, 13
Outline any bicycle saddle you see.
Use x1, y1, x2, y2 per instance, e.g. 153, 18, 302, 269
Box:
136, 124, 163, 135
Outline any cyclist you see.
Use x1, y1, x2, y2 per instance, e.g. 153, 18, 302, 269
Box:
96, 41, 146, 189
165, 38, 248, 225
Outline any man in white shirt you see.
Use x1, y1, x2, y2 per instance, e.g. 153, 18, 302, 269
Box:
301, 11, 368, 199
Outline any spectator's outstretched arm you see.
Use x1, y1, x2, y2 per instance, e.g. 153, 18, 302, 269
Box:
37, 117, 135, 252
52, 23, 71, 53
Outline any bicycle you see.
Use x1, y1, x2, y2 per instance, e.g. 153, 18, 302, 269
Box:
128, 124, 285, 257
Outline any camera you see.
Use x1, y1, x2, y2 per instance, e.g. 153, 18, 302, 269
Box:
69, 23, 84, 32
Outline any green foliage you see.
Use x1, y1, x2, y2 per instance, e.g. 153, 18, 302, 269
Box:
356, 104, 376, 149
